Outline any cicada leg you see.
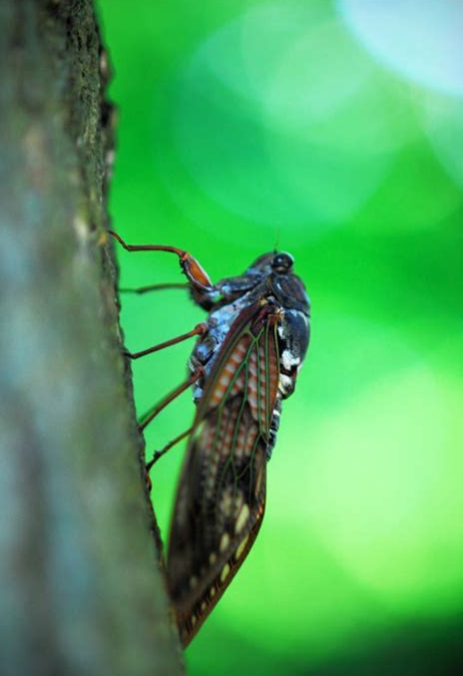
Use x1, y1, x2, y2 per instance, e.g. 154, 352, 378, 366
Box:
119, 282, 189, 295
124, 323, 207, 360
108, 230, 214, 295
146, 425, 194, 474
138, 367, 203, 433
145, 427, 194, 493
109, 230, 211, 483
139, 369, 202, 491
110, 229, 266, 309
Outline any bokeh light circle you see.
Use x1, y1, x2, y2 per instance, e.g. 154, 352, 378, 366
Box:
168, 0, 419, 240
337, 0, 463, 96
303, 362, 463, 614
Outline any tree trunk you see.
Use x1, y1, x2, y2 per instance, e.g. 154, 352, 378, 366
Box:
0, 1, 183, 674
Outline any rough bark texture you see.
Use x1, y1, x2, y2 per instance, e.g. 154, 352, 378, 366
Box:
0, 1, 183, 675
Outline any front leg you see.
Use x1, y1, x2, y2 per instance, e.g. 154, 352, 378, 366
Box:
108, 230, 259, 310
109, 230, 217, 301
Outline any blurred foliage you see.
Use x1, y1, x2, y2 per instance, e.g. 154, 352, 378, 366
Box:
97, 1, 463, 673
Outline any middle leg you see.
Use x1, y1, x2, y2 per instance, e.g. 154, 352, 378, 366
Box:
125, 323, 207, 360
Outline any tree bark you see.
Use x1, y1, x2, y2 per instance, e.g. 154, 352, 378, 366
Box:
0, 1, 183, 674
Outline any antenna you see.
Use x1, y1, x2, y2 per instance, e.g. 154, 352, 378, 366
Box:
273, 225, 280, 253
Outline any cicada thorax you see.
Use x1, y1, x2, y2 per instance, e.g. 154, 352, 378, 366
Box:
167, 301, 282, 645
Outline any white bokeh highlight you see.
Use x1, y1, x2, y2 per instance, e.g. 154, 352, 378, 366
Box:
337, 0, 463, 96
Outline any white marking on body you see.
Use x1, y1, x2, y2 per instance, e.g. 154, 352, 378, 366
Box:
201, 602, 207, 612
245, 427, 257, 456
189, 576, 198, 589
233, 348, 246, 362
211, 392, 221, 405
278, 373, 293, 395
210, 586, 216, 598
248, 392, 258, 411
231, 372, 245, 395
219, 373, 231, 387
220, 532, 230, 552
235, 504, 250, 533
282, 349, 300, 371
248, 379, 258, 393
235, 535, 249, 560
220, 563, 231, 582
209, 552, 217, 565
259, 346, 266, 376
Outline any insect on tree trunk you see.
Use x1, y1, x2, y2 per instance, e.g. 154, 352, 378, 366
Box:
0, 1, 183, 675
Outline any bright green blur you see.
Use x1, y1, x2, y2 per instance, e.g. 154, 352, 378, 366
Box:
97, 1, 463, 673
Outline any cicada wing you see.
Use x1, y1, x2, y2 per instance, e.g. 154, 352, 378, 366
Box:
167, 302, 281, 646
170, 431, 267, 646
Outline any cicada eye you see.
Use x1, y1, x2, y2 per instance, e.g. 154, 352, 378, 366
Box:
272, 252, 294, 274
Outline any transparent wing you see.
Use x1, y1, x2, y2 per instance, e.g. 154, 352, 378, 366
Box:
167, 302, 281, 646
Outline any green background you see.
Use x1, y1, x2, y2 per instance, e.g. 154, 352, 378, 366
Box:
97, 1, 463, 674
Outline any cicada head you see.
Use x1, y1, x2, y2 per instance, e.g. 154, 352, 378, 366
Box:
247, 251, 310, 316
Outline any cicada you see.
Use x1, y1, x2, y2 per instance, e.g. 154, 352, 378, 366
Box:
110, 231, 311, 647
